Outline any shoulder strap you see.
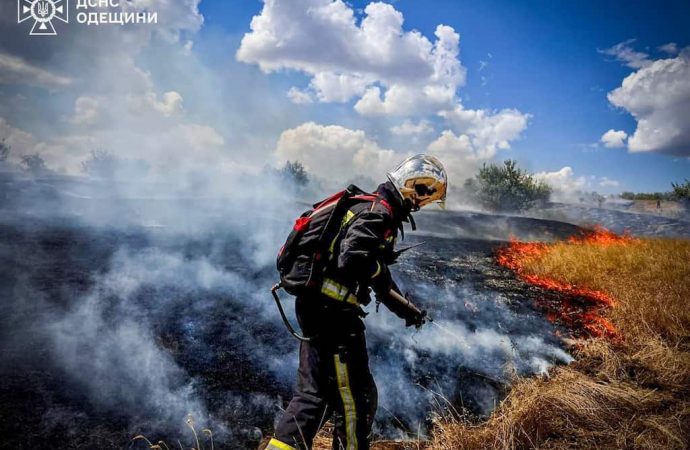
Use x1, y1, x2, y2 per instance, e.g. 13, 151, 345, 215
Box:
350, 194, 394, 215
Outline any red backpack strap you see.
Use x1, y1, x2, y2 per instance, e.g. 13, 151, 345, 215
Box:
351, 194, 393, 215
312, 190, 347, 211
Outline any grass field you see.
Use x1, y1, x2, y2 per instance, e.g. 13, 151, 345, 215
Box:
311, 233, 690, 450
426, 236, 690, 449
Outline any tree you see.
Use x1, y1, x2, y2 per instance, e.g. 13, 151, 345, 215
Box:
466, 160, 551, 212
280, 160, 309, 187
21, 153, 47, 175
82, 148, 118, 178
0, 139, 9, 163
671, 179, 690, 201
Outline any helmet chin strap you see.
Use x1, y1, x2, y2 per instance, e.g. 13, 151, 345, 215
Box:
399, 198, 417, 239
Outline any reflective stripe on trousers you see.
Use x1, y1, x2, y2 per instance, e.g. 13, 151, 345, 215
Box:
334, 354, 358, 450
265, 438, 297, 450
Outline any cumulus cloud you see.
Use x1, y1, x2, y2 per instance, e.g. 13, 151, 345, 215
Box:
599, 39, 652, 69
534, 167, 588, 197
607, 48, 690, 156
240, 0, 529, 178
390, 119, 434, 136
426, 130, 478, 183
600, 129, 628, 148
534, 168, 620, 199
274, 116, 527, 191
310, 72, 374, 103
274, 122, 399, 182
439, 106, 530, 158
128, 91, 184, 117
237, 0, 465, 116
70, 96, 105, 125
287, 87, 314, 104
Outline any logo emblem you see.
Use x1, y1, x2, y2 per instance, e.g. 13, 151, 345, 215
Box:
18, 0, 69, 36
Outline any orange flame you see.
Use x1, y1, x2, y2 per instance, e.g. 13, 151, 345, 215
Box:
496, 226, 631, 339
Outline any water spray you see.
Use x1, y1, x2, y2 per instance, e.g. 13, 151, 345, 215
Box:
429, 321, 472, 350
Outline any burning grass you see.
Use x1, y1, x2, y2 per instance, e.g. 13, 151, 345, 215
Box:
310, 228, 690, 450
426, 229, 690, 449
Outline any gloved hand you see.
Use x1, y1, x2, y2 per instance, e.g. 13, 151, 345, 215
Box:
405, 308, 428, 329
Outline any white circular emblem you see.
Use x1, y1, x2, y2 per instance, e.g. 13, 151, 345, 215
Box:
31, 0, 56, 23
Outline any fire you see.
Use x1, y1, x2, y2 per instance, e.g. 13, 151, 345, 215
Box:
496, 226, 633, 339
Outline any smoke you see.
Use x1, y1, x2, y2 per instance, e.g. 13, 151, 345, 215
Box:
0, 166, 309, 445
0, 164, 577, 446
0, 156, 585, 449
364, 273, 572, 435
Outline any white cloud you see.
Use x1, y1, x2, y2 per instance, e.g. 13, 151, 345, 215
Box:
310, 72, 373, 102
607, 48, 690, 156
237, 0, 465, 116
287, 87, 314, 104
534, 168, 621, 198
599, 39, 652, 69
600, 129, 628, 148
439, 106, 530, 158
418, 106, 529, 184
128, 91, 184, 117
427, 130, 475, 159
426, 130, 478, 183
599, 177, 620, 188
71, 96, 104, 125
658, 42, 679, 55
120, 0, 204, 42
0, 52, 72, 88
177, 123, 225, 150
274, 122, 400, 182
534, 167, 587, 196
237, 0, 529, 174
390, 120, 433, 136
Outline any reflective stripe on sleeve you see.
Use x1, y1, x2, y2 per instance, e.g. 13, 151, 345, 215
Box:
329, 210, 356, 256
370, 261, 382, 279
265, 438, 297, 450
334, 354, 358, 450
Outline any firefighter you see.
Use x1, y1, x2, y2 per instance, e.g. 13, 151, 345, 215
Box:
265, 154, 448, 450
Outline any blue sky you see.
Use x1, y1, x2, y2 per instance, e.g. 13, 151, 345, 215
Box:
0, 0, 688, 196
198, 0, 690, 193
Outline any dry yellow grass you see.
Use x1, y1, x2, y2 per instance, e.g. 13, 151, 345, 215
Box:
425, 237, 690, 450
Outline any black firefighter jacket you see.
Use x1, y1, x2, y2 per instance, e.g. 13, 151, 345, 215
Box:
321, 181, 415, 322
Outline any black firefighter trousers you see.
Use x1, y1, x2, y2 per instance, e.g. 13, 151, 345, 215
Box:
266, 297, 377, 450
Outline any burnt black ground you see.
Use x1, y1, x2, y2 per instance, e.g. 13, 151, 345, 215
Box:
1, 174, 688, 449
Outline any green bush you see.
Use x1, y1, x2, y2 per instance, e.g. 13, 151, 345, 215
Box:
21, 153, 47, 175
465, 160, 551, 212
620, 180, 690, 202
671, 179, 690, 201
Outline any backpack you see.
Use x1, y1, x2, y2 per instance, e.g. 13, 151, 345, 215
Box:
276, 184, 381, 296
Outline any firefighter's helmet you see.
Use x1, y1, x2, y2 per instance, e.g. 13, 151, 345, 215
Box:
387, 154, 448, 210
